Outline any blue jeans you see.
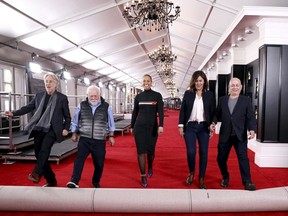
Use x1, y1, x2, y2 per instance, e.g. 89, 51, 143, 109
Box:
184, 122, 210, 178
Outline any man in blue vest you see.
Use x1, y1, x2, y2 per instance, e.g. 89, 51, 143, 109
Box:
67, 85, 115, 188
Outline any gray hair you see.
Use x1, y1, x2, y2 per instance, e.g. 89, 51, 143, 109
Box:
44, 72, 59, 85
87, 85, 100, 95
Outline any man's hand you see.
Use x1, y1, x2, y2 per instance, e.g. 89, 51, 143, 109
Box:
62, 129, 69, 137
248, 130, 255, 139
71, 133, 78, 142
4, 111, 13, 117
109, 137, 115, 146
158, 126, 163, 134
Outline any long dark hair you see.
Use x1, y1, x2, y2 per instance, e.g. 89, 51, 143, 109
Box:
189, 70, 208, 92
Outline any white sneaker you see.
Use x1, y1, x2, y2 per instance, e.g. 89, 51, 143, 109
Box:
66, 181, 79, 188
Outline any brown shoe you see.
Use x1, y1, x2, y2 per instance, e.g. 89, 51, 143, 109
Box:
186, 172, 194, 186
28, 173, 40, 183
199, 178, 206, 189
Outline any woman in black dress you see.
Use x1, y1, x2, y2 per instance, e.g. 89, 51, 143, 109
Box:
130, 74, 164, 187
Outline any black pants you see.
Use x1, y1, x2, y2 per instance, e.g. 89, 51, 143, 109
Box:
71, 137, 106, 187
217, 135, 252, 185
32, 129, 57, 183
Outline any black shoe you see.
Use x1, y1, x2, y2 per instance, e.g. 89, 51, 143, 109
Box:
28, 173, 40, 183
43, 180, 57, 187
93, 183, 100, 188
221, 178, 229, 188
186, 172, 194, 186
245, 183, 256, 191
66, 181, 79, 188
199, 178, 206, 189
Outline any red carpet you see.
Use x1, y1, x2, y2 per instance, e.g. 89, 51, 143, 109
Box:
0, 110, 287, 215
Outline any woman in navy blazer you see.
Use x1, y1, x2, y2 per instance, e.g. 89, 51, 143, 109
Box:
213, 77, 257, 190
178, 70, 215, 189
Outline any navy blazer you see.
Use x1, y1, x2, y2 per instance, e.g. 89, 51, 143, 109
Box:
179, 89, 216, 132
13, 91, 71, 142
214, 95, 256, 143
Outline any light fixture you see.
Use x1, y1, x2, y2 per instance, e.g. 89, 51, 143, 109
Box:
60, 66, 71, 80
98, 81, 103, 88
245, 27, 254, 34
149, 38, 177, 65
157, 64, 175, 79
122, 0, 180, 32
28, 52, 41, 73
237, 35, 246, 42
231, 43, 239, 48
28, 62, 41, 73
80, 72, 90, 85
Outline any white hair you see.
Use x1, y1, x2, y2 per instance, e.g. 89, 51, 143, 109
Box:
44, 72, 59, 86
87, 85, 100, 95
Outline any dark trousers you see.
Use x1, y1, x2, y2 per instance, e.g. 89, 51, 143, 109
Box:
71, 137, 106, 186
217, 135, 252, 185
32, 129, 57, 183
184, 122, 210, 178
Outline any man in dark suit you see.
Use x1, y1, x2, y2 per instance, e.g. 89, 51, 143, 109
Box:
212, 77, 256, 191
5, 72, 71, 187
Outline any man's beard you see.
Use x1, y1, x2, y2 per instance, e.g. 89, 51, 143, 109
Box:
90, 100, 98, 106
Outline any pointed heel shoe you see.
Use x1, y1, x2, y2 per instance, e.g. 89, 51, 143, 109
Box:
140, 174, 148, 188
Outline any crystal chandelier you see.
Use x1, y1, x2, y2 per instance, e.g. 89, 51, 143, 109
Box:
149, 38, 177, 65
157, 64, 175, 79
122, 0, 180, 31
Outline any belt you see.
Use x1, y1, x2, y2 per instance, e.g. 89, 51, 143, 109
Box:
189, 121, 206, 124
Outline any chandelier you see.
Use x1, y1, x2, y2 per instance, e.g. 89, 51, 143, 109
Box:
122, 0, 180, 31
157, 64, 175, 79
149, 38, 177, 65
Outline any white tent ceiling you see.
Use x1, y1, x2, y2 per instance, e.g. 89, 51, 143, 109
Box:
1, 0, 288, 98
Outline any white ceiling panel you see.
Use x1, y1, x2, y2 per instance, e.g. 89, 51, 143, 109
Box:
59, 49, 95, 64
1, 0, 288, 98
22, 31, 74, 53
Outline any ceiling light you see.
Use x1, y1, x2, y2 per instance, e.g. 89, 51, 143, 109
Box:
245, 27, 254, 34
122, 0, 180, 32
157, 64, 175, 79
98, 81, 103, 88
28, 52, 41, 73
237, 35, 246, 42
149, 38, 177, 65
62, 71, 71, 80
231, 43, 239, 48
28, 62, 41, 73
81, 72, 90, 85
60, 66, 71, 80
83, 77, 90, 85
222, 51, 229, 56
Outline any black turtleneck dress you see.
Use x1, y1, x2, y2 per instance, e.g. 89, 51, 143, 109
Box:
131, 89, 164, 154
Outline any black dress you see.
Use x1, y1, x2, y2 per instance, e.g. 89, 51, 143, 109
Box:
131, 89, 164, 154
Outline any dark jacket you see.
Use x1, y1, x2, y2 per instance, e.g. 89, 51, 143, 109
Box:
79, 97, 109, 140
179, 89, 216, 132
12, 91, 71, 142
214, 95, 256, 143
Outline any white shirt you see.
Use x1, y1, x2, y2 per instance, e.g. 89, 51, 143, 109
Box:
189, 94, 204, 123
